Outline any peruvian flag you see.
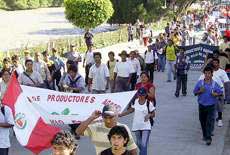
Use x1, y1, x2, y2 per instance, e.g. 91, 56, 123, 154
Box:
2, 72, 61, 154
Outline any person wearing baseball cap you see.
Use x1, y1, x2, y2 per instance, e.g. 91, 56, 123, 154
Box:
76, 105, 137, 155
119, 87, 156, 155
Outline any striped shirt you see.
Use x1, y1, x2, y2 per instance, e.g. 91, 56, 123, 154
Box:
84, 122, 137, 155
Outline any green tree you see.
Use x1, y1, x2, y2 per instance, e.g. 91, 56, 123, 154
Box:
52, 0, 63, 7
0, 0, 6, 8
39, 0, 53, 7
64, 0, 114, 29
27, 0, 40, 8
3, 0, 28, 10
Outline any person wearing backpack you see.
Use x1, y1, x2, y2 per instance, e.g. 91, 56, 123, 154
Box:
119, 88, 155, 155
144, 45, 158, 82
193, 66, 223, 145
175, 48, 190, 97
165, 39, 177, 82
62, 64, 85, 93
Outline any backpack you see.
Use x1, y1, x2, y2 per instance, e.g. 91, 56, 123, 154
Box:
144, 50, 156, 64
1, 106, 5, 116
146, 100, 155, 126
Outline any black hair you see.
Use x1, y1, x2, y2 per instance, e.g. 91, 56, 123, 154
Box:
140, 71, 150, 80
108, 125, 129, 147
68, 64, 78, 73
3, 57, 10, 63
203, 66, 213, 73
66, 60, 74, 65
1, 68, 11, 75
212, 58, 220, 64
42, 50, 48, 56
51, 131, 77, 155
11, 54, 19, 61
25, 59, 33, 66
213, 50, 219, 55
93, 52, 102, 58
108, 51, 115, 56
225, 48, 230, 53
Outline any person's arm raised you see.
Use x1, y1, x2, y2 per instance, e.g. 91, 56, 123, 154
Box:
76, 110, 101, 136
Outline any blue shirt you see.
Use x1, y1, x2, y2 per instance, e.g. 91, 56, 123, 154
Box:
193, 80, 223, 106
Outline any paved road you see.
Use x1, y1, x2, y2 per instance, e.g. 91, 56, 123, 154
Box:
9, 67, 230, 155
0, 8, 118, 51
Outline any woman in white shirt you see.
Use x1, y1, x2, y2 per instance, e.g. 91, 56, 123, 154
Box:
119, 88, 155, 155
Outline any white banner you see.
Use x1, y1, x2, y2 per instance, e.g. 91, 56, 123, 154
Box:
21, 85, 136, 125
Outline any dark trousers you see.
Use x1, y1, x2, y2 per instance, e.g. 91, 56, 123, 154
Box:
175, 74, 187, 95
199, 104, 215, 140
115, 77, 130, 92
0, 148, 9, 155
85, 63, 92, 86
130, 73, 137, 90
128, 34, 134, 42
52, 70, 62, 90
145, 63, 155, 82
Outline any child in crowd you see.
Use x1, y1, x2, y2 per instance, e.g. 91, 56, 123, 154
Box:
51, 130, 78, 155
100, 125, 131, 155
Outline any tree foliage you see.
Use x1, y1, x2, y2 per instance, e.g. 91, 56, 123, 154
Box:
64, 0, 114, 29
110, 0, 197, 24
2, 0, 64, 10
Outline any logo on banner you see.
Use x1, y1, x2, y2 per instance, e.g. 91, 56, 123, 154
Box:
15, 113, 27, 129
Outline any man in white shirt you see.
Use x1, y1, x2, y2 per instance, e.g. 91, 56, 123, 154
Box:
212, 58, 229, 127
144, 45, 158, 82
0, 104, 14, 155
128, 51, 141, 90
88, 52, 110, 94
114, 51, 135, 92
63, 44, 82, 66
33, 52, 52, 88
18, 59, 44, 88
83, 45, 95, 87
11, 54, 24, 76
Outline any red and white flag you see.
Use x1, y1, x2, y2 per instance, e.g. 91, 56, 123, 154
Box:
2, 72, 60, 154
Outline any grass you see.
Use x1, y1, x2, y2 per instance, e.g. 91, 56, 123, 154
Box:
0, 26, 128, 60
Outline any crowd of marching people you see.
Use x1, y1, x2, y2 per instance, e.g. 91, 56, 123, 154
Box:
0, 2, 230, 155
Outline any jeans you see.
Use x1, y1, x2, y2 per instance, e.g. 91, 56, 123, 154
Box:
135, 130, 151, 155
158, 54, 166, 72
199, 104, 215, 140
166, 60, 176, 81
175, 74, 187, 95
